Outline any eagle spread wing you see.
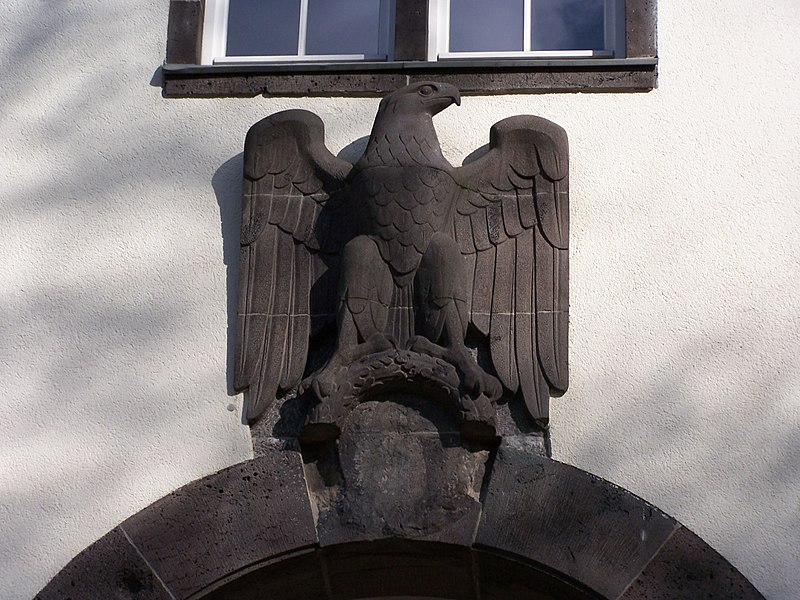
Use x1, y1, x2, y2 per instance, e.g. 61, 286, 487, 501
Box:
235, 110, 353, 423
452, 116, 569, 427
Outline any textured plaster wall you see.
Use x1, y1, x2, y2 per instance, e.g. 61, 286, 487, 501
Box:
1, 1, 797, 598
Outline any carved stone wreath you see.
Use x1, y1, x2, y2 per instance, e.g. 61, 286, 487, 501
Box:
302, 349, 498, 444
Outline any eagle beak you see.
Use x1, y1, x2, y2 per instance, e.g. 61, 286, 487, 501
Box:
444, 84, 461, 107
425, 83, 461, 115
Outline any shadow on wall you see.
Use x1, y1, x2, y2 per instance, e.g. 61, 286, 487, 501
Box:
555, 319, 800, 598
2, 6, 266, 595
212, 153, 244, 399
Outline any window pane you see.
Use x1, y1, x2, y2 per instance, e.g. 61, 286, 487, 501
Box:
531, 0, 605, 51
450, 0, 524, 52
306, 0, 382, 55
226, 0, 301, 56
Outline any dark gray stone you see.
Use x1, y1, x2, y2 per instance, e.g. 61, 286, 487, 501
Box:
302, 349, 499, 444
476, 441, 680, 599
626, 0, 658, 58
312, 395, 488, 548
408, 67, 657, 93
620, 526, 765, 600
163, 66, 657, 97
163, 73, 408, 98
394, 0, 429, 61
35, 527, 175, 600
35, 455, 766, 599
120, 441, 316, 599
165, 0, 203, 65
234, 82, 569, 436
263, 73, 407, 96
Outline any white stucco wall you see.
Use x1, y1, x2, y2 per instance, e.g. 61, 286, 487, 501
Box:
1, 1, 798, 598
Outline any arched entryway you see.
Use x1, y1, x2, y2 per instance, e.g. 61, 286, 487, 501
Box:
200, 539, 600, 599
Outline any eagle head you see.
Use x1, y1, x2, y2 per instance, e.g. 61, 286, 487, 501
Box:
378, 81, 461, 117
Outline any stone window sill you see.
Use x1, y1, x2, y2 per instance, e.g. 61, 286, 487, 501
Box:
163, 0, 657, 98
162, 57, 658, 98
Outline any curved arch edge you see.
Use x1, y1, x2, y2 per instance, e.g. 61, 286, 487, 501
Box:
35, 440, 765, 599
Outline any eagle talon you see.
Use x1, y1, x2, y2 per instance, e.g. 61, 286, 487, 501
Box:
302, 333, 399, 402
367, 332, 398, 352
479, 372, 502, 403
301, 368, 341, 402
404, 335, 502, 402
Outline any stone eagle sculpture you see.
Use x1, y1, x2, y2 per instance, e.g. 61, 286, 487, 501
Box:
235, 81, 568, 432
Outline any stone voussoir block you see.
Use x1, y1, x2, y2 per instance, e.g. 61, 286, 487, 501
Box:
476, 440, 679, 600
35, 527, 174, 600
118, 440, 316, 599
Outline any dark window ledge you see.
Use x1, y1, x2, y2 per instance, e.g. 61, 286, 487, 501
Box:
162, 57, 658, 98
164, 0, 657, 97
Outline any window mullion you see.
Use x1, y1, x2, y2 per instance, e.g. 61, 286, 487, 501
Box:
379, 0, 398, 59
378, 0, 388, 57
202, 0, 229, 64
442, 0, 451, 56
523, 0, 531, 52
298, 0, 309, 56
605, 0, 621, 56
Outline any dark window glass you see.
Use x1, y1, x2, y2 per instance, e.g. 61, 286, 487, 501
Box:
531, 0, 605, 51
306, 0, 383, 55
226, 0, 301, 56
449, 0, 524, 52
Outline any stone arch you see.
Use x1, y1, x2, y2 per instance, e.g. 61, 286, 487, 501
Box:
36, 441, 764, 599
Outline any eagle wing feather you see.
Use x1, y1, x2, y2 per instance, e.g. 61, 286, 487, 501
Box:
453, 116, 569, 427
236, 110, 353, 423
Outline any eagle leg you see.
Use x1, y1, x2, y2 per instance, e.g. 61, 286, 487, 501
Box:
302, 235, 397, 400
337, 236, 396, 346
410, 233, 502, 401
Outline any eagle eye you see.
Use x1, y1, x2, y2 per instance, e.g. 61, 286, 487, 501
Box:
418, 85, 436, 97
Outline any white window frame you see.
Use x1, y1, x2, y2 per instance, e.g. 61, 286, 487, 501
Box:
202, 0, 395, 65
428, 0, 624, 61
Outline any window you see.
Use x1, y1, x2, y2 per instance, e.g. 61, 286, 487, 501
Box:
429, 0, 624, 60
163, 0, 657, 97
202, 0, 395, 64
